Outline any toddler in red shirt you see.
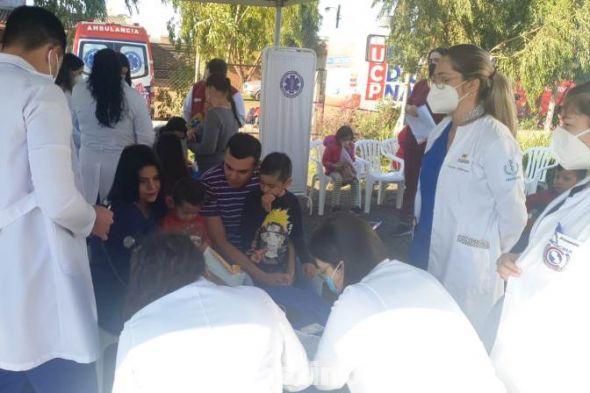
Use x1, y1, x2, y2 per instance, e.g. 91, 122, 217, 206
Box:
162, 178, 210, 251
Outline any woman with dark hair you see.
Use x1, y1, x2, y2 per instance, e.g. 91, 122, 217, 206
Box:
117, 52, 132, 86
309, 213, 505, 393
191, 73, 241, 172
55, 53, 85, 150
112, 233, 312, 392
154, 133, 189, 197
90, 144, 166, 336
55, 52, 84, 93
393, 47, 448, 236
72, 48, 154, 205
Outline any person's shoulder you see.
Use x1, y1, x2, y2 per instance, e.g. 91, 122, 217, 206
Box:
201, 164, 225, 182
245, 187, 263, 201
476, 115, 516, 143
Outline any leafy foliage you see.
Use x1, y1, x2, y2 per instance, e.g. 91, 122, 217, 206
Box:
166, 1, 321, 84
33, 0, 107, 33
372, 0, 590, 104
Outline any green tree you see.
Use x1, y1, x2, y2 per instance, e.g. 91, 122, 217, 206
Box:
372, 0, 590, 105
33, 0, 107, 33
167, 1, 321, 84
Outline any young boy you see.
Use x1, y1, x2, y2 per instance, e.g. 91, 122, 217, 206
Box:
322, 125, 362, 213
241, 152, 313, 286
162, 178, 210, 251
511, 166, 587, 252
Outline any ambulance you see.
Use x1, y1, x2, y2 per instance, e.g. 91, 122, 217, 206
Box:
72, 21, 154, 107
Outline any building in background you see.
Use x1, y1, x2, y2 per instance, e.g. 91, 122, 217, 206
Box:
319, 0, 410, 111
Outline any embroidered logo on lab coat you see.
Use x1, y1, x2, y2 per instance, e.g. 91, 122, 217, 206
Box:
458, 154, 470, 164
543, 225, 579, 272
503, 159, 520, 181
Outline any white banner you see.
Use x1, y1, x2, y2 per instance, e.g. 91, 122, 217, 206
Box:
259, 47, 316, 195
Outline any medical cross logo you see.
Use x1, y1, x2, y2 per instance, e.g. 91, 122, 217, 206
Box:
84, 49, 99, 69
124, 52, 143, 74
280, 71, 304, 98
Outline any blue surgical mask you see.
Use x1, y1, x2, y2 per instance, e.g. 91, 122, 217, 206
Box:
323, 261, 343, 295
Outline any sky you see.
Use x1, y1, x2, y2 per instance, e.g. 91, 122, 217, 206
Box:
103, 0, 386, 41
105, 0, 177, 38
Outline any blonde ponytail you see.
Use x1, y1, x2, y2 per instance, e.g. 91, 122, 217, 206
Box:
482, 72, 518, 136
446, 44, 518, 136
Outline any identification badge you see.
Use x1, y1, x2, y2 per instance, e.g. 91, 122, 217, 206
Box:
543, 224, 580, 272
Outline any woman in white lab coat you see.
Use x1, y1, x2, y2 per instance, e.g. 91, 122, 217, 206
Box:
309, 213, 506, 393
73, 48, 154, 204
112, 233, 311, 393
492, 82, 590, 393
408, 44, 527, 332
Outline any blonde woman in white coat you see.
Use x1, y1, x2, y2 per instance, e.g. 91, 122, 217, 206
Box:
408, 44, 527, 333
72, 48, 154, 204
492, 82, 590, 393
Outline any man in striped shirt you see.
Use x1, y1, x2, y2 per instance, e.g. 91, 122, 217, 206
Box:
202, 133, 290, 286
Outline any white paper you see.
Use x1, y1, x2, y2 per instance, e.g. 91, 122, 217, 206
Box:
406, 105, 436, 143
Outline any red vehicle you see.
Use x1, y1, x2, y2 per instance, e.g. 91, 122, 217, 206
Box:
72, 22, 154, 107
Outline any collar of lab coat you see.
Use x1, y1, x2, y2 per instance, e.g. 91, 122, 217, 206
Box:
532, 175, 590, 234
0, 52, 45, 76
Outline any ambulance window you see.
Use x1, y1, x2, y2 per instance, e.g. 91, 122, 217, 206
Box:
120, 45, 147, 79
80, 42, 108, 74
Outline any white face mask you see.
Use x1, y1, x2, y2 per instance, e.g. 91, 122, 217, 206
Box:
427, 81, 469, 114
74, 74, 83, 85
550, 126, 590, 170
47, 49, 61, 81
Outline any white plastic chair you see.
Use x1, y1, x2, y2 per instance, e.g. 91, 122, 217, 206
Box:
523, 147, 558, 195
381, 137, 402, 170
355, 139, 405, 214
308, 140, 362, 216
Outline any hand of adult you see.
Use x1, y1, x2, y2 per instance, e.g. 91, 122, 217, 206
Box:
261, 193, 276, 213
497, 253, 521, 280
92, 206, 114, 241
406, 104, 418, 117
302, 262, 318, 279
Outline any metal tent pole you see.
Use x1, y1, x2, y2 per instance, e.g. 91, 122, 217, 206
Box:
273, 0, 283, 46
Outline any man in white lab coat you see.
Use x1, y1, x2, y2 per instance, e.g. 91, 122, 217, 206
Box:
0, 6, 113, 393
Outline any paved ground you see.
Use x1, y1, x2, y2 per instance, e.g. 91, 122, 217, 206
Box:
301, 185, 411, 263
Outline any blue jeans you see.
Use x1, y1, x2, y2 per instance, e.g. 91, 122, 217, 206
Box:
0, 359, 97, 393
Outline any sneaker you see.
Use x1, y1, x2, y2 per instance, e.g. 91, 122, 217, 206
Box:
391, 222, 412, 237
349, 207, 363, 215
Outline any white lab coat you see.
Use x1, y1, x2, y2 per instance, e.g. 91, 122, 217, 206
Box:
182, 87, 246, 125
491, 176, 590, 393
313, 259, 506, 393
416, 114, 527, 331
0, 53, 98, 371
72, 80, 154, 204
113, 278, 311, 393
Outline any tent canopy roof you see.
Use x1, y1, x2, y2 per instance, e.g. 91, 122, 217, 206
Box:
191, 0, 314, 6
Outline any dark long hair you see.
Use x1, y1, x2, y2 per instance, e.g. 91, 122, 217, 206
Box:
154, 133, 189, 196
88, 48, 124, 128
117, 52, 132, 86
206, 73, 242, 127
55, 53, 83, 92
108, 145, 163, 207
124, 233, 205, 319
309, 213, 387, 287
